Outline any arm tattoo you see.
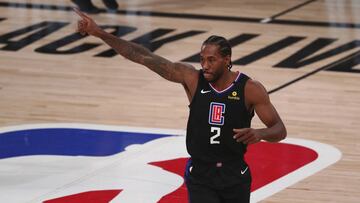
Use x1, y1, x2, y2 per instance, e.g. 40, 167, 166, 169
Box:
101, 33, 175, 81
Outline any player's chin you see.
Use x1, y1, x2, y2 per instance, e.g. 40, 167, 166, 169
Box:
203, 72, 215, 82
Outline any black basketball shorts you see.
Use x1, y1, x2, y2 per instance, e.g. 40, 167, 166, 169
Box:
184, 158, 252, 203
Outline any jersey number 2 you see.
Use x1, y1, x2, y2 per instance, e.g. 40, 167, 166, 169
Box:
210, 127, 221, 144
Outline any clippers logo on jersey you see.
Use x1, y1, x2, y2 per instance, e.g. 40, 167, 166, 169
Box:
209, 102, 226, 126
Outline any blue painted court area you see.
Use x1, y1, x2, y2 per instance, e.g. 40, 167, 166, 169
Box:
0, 128, 172, 159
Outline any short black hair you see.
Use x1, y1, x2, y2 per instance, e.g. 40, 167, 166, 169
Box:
203, 35, 232, 69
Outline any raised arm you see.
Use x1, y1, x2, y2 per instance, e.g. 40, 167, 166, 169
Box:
73, 8, 198, 100
233, 79, 287, 144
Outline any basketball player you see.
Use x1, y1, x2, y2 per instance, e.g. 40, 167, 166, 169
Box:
74, 8, 287, 203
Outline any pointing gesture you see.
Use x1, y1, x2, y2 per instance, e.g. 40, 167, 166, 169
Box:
73, 8, 103, 37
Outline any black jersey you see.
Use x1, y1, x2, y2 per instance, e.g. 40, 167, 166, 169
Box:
186, 70, 254, 163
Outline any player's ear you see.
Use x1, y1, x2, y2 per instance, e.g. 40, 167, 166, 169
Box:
224, 55, 231, 66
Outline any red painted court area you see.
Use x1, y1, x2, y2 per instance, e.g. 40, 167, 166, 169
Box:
44, 142, 318, 203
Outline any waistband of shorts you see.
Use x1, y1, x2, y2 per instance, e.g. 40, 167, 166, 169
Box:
191, 157, 246, 168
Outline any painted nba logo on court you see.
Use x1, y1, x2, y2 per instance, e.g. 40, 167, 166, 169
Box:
209, 102, 226, 126
0, 123, 342, 202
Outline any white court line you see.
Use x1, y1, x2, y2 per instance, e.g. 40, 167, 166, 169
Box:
250, 138, 342, 202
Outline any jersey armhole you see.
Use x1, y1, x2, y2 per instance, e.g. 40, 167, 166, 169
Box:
188, 70, 203, 108
241, 75, 255, 118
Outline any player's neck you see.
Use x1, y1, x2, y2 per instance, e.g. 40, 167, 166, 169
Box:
210, 70, 238, 92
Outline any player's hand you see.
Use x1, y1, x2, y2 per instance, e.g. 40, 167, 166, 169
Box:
233, 128, 261, 145
73, 7, 103, 37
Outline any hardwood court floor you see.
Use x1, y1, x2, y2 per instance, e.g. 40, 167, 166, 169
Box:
0, 0, 359, 202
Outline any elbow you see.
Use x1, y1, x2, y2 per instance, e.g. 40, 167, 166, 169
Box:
279, 125, 287, 141
272, 123, 287, 142
281, 131, 287, 141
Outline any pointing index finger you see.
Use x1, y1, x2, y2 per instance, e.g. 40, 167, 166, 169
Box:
73, 7, 90, 19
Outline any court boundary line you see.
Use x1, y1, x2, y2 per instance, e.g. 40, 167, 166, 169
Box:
261, 0, 317, 23
268, 51, 360, 94
0, 1, 359, 29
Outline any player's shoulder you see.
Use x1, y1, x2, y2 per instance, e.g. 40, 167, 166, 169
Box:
174, 62, 196, 69
245, 78, 264, 89
174, 62, 200, 99
174, 62, 200, 77
244, 78, 269, 102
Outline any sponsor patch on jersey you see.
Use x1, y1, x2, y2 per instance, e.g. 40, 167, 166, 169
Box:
209, 102, 226, 125
228, 91, 240, 100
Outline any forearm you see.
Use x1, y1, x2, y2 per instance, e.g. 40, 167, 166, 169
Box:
75, 9, 187, 82
257, 121, 287, 142
96, 30, 151, 65
95, 30, 176, 81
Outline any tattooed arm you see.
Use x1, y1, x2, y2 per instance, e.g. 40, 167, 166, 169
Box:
98, 32, 194, 83
74, 8, 198, 90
